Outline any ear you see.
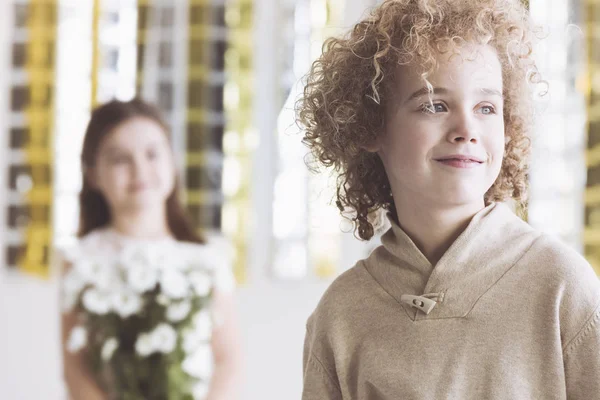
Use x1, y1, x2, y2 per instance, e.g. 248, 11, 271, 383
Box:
362, 138, 381, 153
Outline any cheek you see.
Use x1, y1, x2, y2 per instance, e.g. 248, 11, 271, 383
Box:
94, 170, 129, 204
156, 161, 176, 186
392, 133, 431, 163
109, 168, 132, 187
380, 137, 429, 183
485, 136, 505, 178
97, 166, 128, 189
385, 119, 428, 152
491, 133, 506, 162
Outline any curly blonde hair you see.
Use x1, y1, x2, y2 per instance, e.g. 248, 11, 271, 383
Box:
297, 0, 542, 240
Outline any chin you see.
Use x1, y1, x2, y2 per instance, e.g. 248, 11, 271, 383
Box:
449, 179, 491, 199
436, 190, 486, 208
122, 197, 165, 212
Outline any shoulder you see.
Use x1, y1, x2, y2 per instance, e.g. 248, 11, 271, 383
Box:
53, 229, 111, 267
528, 233, 599, 292
176, 235, 233, 270
305, 261, 375, 367
177, 235, 237, 292
487, 206, 594, 288
526, 233, 600, 340
307, 262, 373, 334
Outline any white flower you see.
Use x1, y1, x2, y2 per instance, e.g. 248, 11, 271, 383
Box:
126, 263, 158, 293
182, 328, 202, 354
166, 300, 192, 322
189, 271, 212, 297
192, 380, 210, 400
183, 312, 212, 354
67, 326, 87, 353
194, 311, 213, 341
82, 288, 112, 315
111, 290, 143, 318
160, 270, 189, 299
75, 260, 113, 290
182, 344, 213, 379
156, 293, 170, 306
135, 333, 154, 357
151, 323, 178, 354
101, 337, 119, 361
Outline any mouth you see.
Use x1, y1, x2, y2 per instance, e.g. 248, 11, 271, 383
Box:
129, 184, 149, 192
434, 155, 485, 168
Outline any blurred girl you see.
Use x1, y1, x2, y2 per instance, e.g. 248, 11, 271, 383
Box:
59, 98, 242, 399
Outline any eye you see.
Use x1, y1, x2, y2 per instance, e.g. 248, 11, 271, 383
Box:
147, 149, 158, 160
110, 154, 129, 164
421, 102, 447, 114
479, 105, 496, 115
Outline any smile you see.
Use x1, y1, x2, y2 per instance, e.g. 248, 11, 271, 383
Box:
434, 155, 484, 169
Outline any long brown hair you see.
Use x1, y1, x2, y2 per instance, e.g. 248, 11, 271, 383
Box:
78, 98, 204, 244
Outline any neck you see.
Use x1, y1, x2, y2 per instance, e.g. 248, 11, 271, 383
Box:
110, 206, 171, 239
393, 195, 485, 266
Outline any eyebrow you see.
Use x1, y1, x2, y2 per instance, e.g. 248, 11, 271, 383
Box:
404, 87, 449, 105
404, 86, 503, 104
479, 88, 503, 98
103, 141, 162, 154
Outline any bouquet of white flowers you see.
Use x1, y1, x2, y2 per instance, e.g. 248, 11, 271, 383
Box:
61, 240, 218, 400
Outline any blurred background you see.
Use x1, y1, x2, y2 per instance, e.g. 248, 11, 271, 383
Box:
0, 0, 597, 398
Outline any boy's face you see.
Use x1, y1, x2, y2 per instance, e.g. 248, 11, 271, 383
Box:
377, 44, 505, 210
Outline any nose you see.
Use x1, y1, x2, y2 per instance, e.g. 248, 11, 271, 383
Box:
131, 155, 149, 180
447, 112, 479, 144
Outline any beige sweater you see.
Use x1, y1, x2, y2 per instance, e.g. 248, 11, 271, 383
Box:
303, 203, 600, 399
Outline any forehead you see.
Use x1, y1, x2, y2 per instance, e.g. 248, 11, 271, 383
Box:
393, 44, 503, 92
101, 117, 168, 151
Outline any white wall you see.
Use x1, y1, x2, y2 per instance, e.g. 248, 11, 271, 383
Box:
0, 274, 67, 399
236, 282, 331, 398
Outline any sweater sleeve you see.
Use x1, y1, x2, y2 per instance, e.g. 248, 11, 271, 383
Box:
564, 303, 600, 399
302, 323, 343, 400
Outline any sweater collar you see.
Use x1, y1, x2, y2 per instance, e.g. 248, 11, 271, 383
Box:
365, 202, 540, 321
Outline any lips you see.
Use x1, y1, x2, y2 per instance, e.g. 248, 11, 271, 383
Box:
129, 183, 149, 192
435, 155, 484, 163
434, 154, 485, 169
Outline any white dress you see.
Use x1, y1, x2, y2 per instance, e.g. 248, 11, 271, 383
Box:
58, 227, 236, 295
